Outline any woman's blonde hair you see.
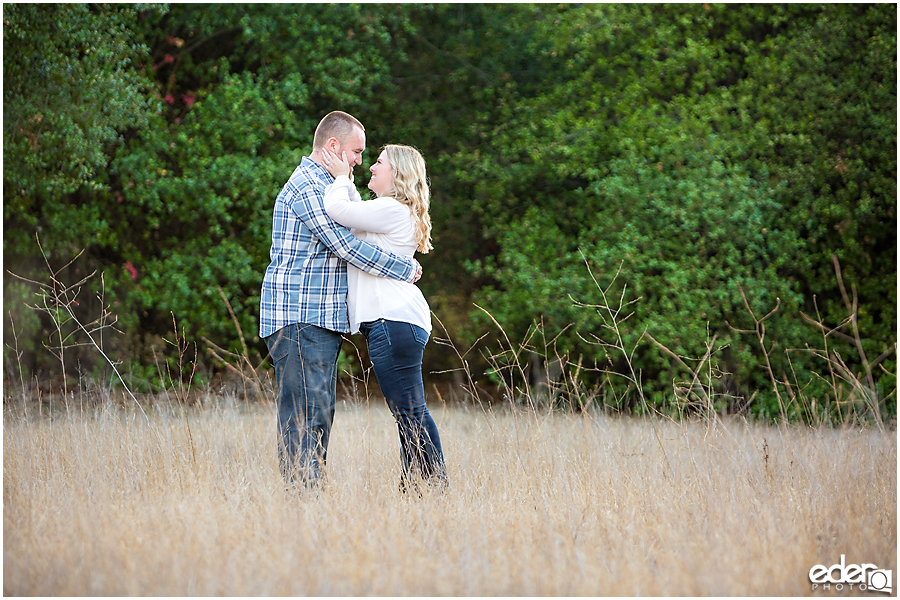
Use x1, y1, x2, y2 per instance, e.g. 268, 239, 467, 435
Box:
382, 144, 433, 254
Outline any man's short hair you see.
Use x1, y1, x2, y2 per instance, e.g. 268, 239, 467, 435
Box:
313, 111, 365, 149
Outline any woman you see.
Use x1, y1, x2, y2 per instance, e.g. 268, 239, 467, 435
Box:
321, 144, 447, 491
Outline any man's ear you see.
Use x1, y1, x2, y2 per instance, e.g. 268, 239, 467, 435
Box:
326, 137, 339, 152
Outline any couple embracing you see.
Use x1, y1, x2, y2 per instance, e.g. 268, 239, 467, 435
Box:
259, 111, 447, 492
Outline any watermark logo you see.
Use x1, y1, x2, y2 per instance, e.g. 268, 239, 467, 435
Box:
810, 555, 892, 593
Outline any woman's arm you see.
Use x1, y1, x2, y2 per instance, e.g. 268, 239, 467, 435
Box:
324, 177, 406, 234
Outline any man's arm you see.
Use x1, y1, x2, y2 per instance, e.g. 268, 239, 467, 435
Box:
290, 182, 419, 283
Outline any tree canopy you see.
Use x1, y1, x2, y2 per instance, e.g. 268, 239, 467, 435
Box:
4, 3, 895, 424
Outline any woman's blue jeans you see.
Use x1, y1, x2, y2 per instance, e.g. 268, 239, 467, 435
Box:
265, 323, 342, 486
360, 319, 447, 488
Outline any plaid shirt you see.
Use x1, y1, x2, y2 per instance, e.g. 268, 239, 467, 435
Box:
259, 157, 417, 337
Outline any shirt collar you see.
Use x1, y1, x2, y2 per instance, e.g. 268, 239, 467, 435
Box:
302, 156, 335, 183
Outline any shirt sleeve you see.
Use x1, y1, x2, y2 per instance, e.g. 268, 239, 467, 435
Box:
289, 178, 417, 282
323, 176, 408, 234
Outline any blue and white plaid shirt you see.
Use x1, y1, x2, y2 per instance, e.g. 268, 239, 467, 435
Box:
259, 157, 417, 337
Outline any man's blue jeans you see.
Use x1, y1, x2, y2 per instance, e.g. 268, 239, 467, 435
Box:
360, 319, 447, 488
265, 323, 342, 486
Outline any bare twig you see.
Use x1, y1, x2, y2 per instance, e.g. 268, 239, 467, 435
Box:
645, 331, 722, 432
832, 255, 881, 427
6, 312, 28, 407
430, 311, 491, 411
164, 313, 197, 465
576, 252, 672, 478
474, 304, 536, 411
799, 311, 856, 345
788, 260, 888, 429
8, 235, 155, 431
728, 286, 788, 423
200, 287, 267, 397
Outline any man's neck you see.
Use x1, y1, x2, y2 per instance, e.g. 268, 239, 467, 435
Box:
308, 148, 325, 166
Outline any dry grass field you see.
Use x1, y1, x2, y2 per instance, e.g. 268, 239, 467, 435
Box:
4, 390, 896, 596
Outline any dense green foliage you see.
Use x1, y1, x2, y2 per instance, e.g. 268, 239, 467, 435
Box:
455, 4, 897, 421
4, 4, 895, 423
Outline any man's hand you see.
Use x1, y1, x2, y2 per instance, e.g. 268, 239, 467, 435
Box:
413, 259, 422, 283
322, 149, 352, 179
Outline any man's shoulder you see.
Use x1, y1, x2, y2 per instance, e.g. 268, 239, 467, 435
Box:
285, 158, 329, 193
288, 159, 317, 184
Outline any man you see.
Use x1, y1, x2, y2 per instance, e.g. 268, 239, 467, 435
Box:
259, 110, 420, 487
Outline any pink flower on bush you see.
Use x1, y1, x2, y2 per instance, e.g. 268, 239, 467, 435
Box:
124, 261, 137, 281
164, 94, 175, 104
181, 93, 196, 107
163, 53, 175, 64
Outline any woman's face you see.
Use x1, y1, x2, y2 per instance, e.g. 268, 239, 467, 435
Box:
367, 150, 393, 196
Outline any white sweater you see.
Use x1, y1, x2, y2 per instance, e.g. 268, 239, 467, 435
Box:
323, 175, 432, 335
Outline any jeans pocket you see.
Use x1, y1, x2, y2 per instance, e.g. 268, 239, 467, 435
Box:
362, 319, 390, 360
409, 323, 429, 347
265, 326, 293, 362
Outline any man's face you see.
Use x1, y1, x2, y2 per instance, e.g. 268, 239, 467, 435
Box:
334, 126, 366, 167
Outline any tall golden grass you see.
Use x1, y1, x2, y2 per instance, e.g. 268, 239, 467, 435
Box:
4, 391, 896, 596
